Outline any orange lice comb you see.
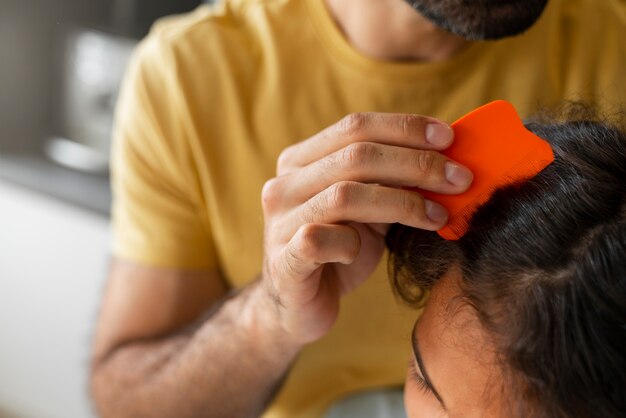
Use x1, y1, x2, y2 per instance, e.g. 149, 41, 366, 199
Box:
419, 100, 555, 241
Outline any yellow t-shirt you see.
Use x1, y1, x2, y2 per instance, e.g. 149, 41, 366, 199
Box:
111, 0, 625, 417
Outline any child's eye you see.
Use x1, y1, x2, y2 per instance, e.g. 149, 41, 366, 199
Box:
408, 360, 434, 396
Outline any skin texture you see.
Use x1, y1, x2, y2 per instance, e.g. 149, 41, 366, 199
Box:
404, 0, 549, 40
405, 269, 505, 418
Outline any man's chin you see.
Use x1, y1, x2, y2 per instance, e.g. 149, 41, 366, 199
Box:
405, 0, 549, 41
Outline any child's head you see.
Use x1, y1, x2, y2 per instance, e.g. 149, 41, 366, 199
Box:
387, 107, 625, 417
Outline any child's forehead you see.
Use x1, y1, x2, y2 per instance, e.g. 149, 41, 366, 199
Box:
415, 269, 504, 415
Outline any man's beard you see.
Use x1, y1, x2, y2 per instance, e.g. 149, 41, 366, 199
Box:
404, 0, 549, 40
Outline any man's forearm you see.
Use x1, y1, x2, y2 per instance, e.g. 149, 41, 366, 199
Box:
90, 280, 301, 418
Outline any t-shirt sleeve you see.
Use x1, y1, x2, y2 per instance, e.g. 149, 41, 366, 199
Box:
110, 34, 217, 270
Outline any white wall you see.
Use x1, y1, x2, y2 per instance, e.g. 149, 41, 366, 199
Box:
0, 180, 109, 418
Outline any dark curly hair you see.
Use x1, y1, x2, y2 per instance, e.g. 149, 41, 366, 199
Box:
386, 105, 626, 418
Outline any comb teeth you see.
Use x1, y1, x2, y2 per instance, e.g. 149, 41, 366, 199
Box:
439, 147, 554, 240
416, 100, 555, 241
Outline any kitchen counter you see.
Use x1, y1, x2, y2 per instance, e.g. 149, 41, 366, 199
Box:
0, 153, 111, 216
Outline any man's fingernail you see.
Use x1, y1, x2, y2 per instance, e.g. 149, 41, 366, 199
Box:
445, 161, 474, 188
425, 123, 453, 146
425, 200, 449, 224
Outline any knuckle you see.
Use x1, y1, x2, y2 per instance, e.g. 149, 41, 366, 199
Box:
414, 150, 437, 174
339, 112, 369, 137
328, 181, 359, 211
276, 146, 295, 174
399, 114, 424, 138
297, 224, 325, 258
261, 177, 283, 212
400, 193, 422, 219
340, 142, 376, 169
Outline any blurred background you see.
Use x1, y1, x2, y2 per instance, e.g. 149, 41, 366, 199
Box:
0, 1, 210, 417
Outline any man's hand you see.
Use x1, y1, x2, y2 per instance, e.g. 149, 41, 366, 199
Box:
258, 113, 474, 345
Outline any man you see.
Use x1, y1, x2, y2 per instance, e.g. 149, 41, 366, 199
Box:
90, 0, 625, 417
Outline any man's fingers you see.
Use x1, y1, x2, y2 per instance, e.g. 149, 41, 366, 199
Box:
283, 142, 473, 203
277, 223, 361, 288
277, 113, 453, 175
260, 113, 457, 343
277, 182, 448, 241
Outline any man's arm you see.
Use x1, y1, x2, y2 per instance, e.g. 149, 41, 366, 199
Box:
91, 259, 299, 418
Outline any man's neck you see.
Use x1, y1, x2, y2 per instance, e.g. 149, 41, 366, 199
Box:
325, 0, 469, 62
